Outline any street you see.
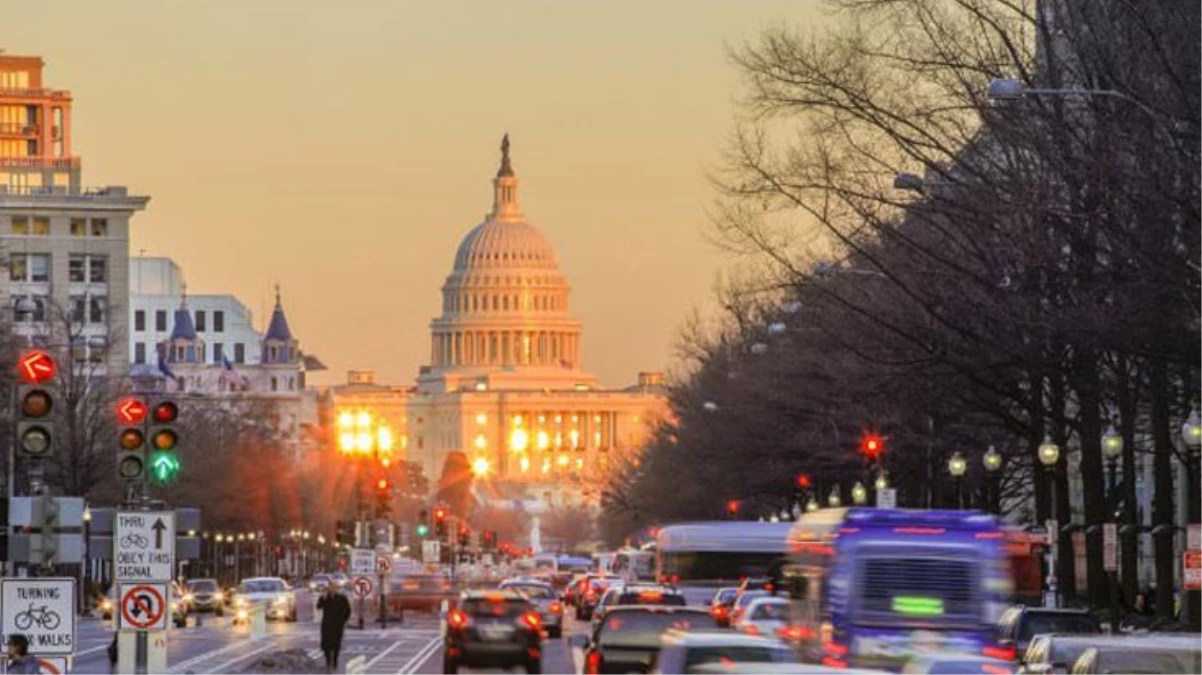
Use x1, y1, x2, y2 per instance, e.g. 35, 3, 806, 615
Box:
70, 590, 581, 674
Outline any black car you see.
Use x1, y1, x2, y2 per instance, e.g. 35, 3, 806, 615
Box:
994, 606, 1102, 661
444, 590, 543, 674
580, 606, 720, 674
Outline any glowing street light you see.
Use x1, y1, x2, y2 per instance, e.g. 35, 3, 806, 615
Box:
472, 457, 490, 476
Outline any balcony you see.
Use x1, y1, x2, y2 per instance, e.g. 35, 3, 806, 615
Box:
0, 156, 80, 169
0, 123, 39, 136
0, 87, 71, 102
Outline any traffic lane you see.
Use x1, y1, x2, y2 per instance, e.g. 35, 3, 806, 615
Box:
412, 614, 586, 674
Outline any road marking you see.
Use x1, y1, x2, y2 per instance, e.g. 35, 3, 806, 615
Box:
208, 641, 278, 674
73, 643, 112, 658
572, 645, 584, 674
396, 636, 441, 674
363, 640, 403, 671
168, 639, 257, 673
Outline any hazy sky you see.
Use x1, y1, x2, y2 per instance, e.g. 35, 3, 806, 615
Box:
6, 0, 820, 387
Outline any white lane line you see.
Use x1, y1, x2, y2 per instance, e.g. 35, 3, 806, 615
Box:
396, 636, 441, 674
168, 640, 254, 673
73, 643, 112, 658
571, 646, 584, 674
208, 641, 278, 674
362, 640, 403, 671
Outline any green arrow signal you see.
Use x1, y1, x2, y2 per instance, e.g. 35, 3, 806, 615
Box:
150, 451, 180, 482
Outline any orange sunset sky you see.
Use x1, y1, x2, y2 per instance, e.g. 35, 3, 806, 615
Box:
5, 0, 822, 387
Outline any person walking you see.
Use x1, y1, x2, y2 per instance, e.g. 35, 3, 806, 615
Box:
316, 584, 352, 673
6, 635, 41, 674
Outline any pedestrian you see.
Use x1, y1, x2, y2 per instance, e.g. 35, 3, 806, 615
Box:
316, 584, 351, 673
6, 635, 41, 674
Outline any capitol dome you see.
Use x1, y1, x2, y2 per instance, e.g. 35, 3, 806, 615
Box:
453, 218, 560, 271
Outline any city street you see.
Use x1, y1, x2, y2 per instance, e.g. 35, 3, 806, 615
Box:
70, 589, 581, 674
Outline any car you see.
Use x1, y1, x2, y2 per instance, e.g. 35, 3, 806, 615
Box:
1070, 634, 1200, 674
565, 574, 590, 607
331, 572, 349, 588
709, 587, 738, 628
591, 585, 688, 632
579, 605, 720, 674
728, 589, 770, 626
184, 578, 225, 616
232, 577, 298, 622
996, 607, 1101, 662
443, 590, 543, 674
308, 574, 332, 593
169, 582, 190, 628
733, 596, 790, 639
577, 576, 621, 620
1018, 634, 1109, 674
902, 655, 1016, 674
500, 580, 565, 639
388, 573, 453, 613
99, 588, 116, 621
650, 630, 798, 674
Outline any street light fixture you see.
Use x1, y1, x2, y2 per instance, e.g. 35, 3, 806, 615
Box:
983, 446, 1003, 473
874, 473, 889, 491
805, 496, 819, 513
1038, 435, 1061, 608
1038, 437, 1061, 468
827, 486, 841, 508
1182, 408, 1201, 450
948, 452, 967, 509
983, 446, 1003, 514
851, 482, 867, 505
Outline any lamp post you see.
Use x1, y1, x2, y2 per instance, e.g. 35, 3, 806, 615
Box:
851, 482, 867, 506
827, 486, 841, 508
1181, 408, 1201, 630
947, 452, 967, 509
1039, 437, 1062, 608
80, 506, 92, 615
983, 446, 1003, 514
1101, 424, 1123, 633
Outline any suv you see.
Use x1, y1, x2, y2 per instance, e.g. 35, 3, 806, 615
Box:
651, 630, 796, 674
184, 578, 225, 616
581, 606, 719, 674
996, 607, 1101, 661
591, 585, 687, 632
444, 590, 543, 674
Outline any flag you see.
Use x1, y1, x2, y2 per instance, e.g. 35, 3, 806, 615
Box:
222, 356, 250, 388
157, 353, 176, 380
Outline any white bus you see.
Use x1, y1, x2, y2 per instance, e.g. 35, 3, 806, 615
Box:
655, 521, 792, 605
612, 546, 656, 584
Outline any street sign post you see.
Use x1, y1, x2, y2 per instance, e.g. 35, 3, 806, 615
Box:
117, 583, 168, 632
114, 512, 175, 582
422, 541, 441, 566
1185, 551, 1202, 591
350, 549, 374, 576
1, 578, 76, 655
1103, 523, 1118, 572
875, 488, 897, 509
376, 555, 391, 574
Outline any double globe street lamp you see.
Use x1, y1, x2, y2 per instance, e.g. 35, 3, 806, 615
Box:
983, 446, 1004, 514
1038, 436, 1062, 608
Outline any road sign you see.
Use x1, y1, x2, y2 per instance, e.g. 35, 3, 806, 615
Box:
422, 540, 441, 565
115, 511, 175, 582
1185, 551, 1202, 591
117, 583, 168, 631
350, 548, 375, 575
34, 657, 69, 674
351, 577, 374, 599
1, 578, 76, 655
875, 488, 897, 509
1188, 524, 1201, 551
1103, 523, 1118, 572
376, 555, 391, 573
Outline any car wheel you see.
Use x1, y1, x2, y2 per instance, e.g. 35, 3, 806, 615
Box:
175, 618, 186, 628
525, 658, 542, 674
443, 656, 458, 674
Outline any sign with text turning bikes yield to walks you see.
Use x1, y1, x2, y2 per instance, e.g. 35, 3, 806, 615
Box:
1, 578, 76, 655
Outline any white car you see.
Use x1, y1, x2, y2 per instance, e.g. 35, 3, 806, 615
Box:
232, 577, 297, 622
733, 596, 791, 640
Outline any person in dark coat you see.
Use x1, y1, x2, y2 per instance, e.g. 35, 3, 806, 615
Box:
316, 585, 352, 672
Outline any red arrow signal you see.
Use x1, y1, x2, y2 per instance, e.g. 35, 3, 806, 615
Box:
18, 350, 56, 384
116, 397, 148, 424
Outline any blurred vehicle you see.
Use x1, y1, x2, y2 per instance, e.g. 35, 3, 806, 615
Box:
689, 665, 872, 674
996, 607, 1101, 661
650, 630, 797, 674
709, 587, 738, 628
500, 579, 564, 638
579, 606, 720, 674
614, 547, 657, 584
232, 577, 297, 622
184, 578, 225, 616
592, 585, 689, 632
388, 573, 453, 613
443, 590, 543, 674
656, 522, 792, 606
784, 508, 1015, 670
99, 588, 116, 621
1069, 635, 1200, 674
308, 573, 332, 593
565, 574, 590, 607
578, 576, 622, 620
169, 581, 190, 628
1017, 634, 1108, 674
729, 590, 770, 626
330, 572, 349, 588
595, 552, 617, 576
734, 596, 791, 639
902, 655, 1016, 674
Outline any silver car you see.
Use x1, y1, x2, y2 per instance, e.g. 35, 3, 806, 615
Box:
500, 580, 564, 638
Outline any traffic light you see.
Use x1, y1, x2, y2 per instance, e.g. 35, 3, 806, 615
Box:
335, 520, 355, 546
115, 396, 149, 480
16, 350, 57, 459
416, 509, 431, 538
375, 477, 392, 517
457, 523, 470, 548
147, 399, 180, 482
482, 530, 496, 550
860, 432, 885, 461
434, 506, 448, 538
726, 500, 741, 519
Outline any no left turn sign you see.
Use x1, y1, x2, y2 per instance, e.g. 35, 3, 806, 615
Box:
352, 577, 373, 599
118, 583, 168, 631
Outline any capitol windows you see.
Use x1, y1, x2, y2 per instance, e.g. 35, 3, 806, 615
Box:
474, 434, 487, 449
475, 413, 487, 425
537, 431, 549, 450
502, 296, 509, 311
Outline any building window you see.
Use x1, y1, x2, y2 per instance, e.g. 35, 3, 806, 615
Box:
195, 310, 206, 332
288, 377, 295, 391
213, 310, 225, 332
89, 256, 106, 283
271, 377, 278, 392
70, 218, 86, 236
13, 296, 46, 323
10, 216, 28, 235
89, 296, 106, 324
90, 218, 107, 236
134, 342, 146, 364
234, 343, 245, 364
31, 217, 48, 235
69, 254, 86, 282
155, 310, 167, 332
134, 310, 145, 332
69, 295, 85, 323
28, 254, 48, 282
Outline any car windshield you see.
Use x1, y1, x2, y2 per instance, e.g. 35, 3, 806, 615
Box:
462, 597, 531, 617
597, 611, 720, 648
241, 580, 285, 594
189, 580, 217, 592
750, 601, 789, 620
682, 645, 795, 669
505, 585, 554, 599
1094, 649, 1202, 674
713, 589, 737, 604
312, 575, 330, 582
1019, 614, 1100, 640
736, 591, 768, 609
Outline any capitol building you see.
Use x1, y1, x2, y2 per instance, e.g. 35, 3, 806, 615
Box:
328, 137, 667, 507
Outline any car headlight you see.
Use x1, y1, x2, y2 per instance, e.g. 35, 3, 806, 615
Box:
101, 599, 112, 610
171, 602, 179, 611
235, 597, 248, 608
275, 595, 290, 605
183, 593, 194, 603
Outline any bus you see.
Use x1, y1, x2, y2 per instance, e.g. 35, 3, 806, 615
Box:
612, 546, 657, 585
655, 521, 793, 605
783, 508, 1013, 671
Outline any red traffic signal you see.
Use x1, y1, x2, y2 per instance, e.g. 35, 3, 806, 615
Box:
726, 499, 740, 516
433, 507, 448, 522
116, 397, 148, 424
860, 432, 885, 460
797, 474, 811, 489
18, 350, 56, 384
153, 401, 178, 423
376, 478, 391, 491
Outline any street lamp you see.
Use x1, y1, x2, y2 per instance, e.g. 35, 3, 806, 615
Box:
983, 446, 1003, 514
805, 496, 819, 513
827, 486, 841, 508
947, 452, 967, 509
1102, 425, 1123, 512
874, 473, 889, 491
1038, 436, 1061, 608
1182, 408, 1202, 451
1182, 408, 1201, 630
81, 506, 92, 615
851, 482, 867, 506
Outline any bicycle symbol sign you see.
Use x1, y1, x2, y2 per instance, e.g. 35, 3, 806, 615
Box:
119, 583, 167, 631
0, 578, 76, 655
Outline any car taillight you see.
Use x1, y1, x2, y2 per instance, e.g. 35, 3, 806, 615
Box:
983, 644, 1017, 661
776, 625, 814, 640
744, 624, 760, 636
711, 605, 728, 618
549, 601, 563, 614
447, 609, 470, 629
585, 652, 602, 675
521, 612, 542, 630
586, 590, 597, 601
